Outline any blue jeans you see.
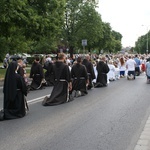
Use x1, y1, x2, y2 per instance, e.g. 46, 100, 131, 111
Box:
120, 71, 125, 76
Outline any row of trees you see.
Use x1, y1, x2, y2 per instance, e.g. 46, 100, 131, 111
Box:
0, 0, 122, 60
134, 31, 150, 54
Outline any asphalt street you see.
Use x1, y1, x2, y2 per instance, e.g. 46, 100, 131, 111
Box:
0, 74, 150, 150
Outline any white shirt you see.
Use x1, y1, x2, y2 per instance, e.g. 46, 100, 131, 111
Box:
126, 59, 136, 71
118, 62, 126, 71
107, 64, 116, 80
46, 57, 52, 62
66, 59, 71, 65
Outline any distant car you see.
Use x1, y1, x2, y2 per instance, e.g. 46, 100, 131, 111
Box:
10, 54, 22, 60
22, 53, 31, 58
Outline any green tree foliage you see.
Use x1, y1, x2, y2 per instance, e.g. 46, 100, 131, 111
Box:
135, 31, 150, 54
0, 0, 66, 60
0, 0, 31, 56
75, 3, 103, 53
0, 0, 123, 62
111, 30, 122, 53
63, 0, 122, 56
63, 0, 102, 56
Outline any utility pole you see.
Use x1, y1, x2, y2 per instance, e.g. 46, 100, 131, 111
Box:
142, 25, 150, 54
146, 27, 149, 54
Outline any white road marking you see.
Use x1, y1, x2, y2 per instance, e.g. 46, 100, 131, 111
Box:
0, 95, 50, 111
27, 94, 50, 104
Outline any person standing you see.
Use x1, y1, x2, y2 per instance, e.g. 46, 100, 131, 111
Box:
1, 61, 28, 120
95, 56, 110, 87
82, 55, 95, 90
3, 57, 8, 68
45, 54, 52, 62
5, 53, 10, 65
71, 57, 89, 97
42, 53, 72, 106
30, 55, 44, 90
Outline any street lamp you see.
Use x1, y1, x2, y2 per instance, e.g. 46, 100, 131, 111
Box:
146, 28, 149, 54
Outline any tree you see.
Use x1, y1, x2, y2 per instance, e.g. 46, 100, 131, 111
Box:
0, 0, 66, 60
75, 3, 103, 53
135, 32, 150, 54
63, 0, 98, 57
111, 30, 122, 53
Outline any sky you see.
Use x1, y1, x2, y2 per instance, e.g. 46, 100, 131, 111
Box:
97, 0, 150, 47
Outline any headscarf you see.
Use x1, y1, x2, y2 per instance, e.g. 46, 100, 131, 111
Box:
3, 61, 18, 102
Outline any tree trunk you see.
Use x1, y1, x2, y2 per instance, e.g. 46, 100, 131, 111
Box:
69, 46, 74, 58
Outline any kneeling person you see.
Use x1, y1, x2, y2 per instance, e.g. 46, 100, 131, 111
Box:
71, 57, 89, 98
42, 53, 72, 106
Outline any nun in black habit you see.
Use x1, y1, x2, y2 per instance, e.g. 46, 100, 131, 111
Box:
42, 53, 72, 106
1, 61, 28, 120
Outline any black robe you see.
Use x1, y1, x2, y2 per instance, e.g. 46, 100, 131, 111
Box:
17, 66, 24, 77
95, 61, 109, 87
30, 61, 44, 90
3, 61, 27, 120
82, 59, 95, 89
71, 63, 88, 96
43, 61, 54, 86
42, 61, 71, 106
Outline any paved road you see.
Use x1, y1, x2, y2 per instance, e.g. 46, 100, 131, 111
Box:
0, 74, 150, 150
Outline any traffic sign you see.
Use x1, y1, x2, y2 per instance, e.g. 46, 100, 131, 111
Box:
82, 39, 87, 46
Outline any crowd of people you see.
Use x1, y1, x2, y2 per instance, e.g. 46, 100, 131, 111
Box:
1, 52, 150, 121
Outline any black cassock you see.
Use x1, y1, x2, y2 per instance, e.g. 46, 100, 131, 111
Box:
30, 62, 44, 90
42, 61, 71, 106
43, 61, 54, 86
95, 61, 110, 87
71, 63, 88, 96
82, 59, 95, 89
3, 61, 28, 120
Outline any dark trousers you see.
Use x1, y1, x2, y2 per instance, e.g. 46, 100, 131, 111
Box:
135, 67, 140, 76
128, 71, 135, 79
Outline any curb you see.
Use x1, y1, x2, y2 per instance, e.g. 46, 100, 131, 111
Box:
134, 116, 150, 150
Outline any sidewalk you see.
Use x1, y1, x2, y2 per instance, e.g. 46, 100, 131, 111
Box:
134, 116, 150, 150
